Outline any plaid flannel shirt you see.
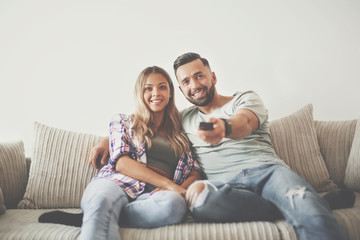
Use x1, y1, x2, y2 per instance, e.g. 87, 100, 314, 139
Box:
94, 114, 201, 199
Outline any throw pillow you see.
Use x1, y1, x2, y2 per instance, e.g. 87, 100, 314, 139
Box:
0, 187, 6, 214
344, 119, 360, 192
18, 122, 103, 209
269, 104, 336, 192
315, 120, 357, 187
0, 141, 27, 208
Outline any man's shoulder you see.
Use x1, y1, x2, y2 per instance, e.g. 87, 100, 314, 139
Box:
180, 106, 198, 121
233, 90, 259, 99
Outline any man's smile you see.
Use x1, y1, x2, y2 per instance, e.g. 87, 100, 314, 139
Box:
191, 88, 206, 98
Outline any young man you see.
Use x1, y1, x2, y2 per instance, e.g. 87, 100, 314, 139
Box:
173, 52, 348, 240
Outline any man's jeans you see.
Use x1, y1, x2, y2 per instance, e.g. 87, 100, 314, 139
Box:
191, 164, 348, 240
80, 178, 187, 240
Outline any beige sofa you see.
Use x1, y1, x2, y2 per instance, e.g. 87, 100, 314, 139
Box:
1, 104, 359, 240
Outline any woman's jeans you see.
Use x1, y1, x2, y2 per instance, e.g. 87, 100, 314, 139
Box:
80, 178, 187, 240
191, 164, 348, 240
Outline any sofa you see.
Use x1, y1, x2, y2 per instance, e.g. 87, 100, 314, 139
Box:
0, 104, 359, 240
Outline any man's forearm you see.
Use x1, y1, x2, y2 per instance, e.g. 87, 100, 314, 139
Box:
227, 109, 258, 139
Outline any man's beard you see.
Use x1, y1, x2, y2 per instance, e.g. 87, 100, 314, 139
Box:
186, 83, 215, 107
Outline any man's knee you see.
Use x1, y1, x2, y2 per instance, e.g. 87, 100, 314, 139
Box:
186, 180, 218, 211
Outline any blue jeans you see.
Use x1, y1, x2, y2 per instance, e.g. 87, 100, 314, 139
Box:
80, 178, 187, 240
191, 164, 348, 240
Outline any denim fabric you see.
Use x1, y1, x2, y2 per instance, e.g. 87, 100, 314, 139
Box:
80, 178, 129, 240
80, 178, 188, 240
120, 190, 187, 228
191, 164, 348, 240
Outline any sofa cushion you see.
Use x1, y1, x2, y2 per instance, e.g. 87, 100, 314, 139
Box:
0, 188, 5, 215
269, 104, 336, 192
0, 141, 27, 208
315, 120, 357, 187
332, 191, 360, 240
18, 122, 102, 209
0, 209, 82, 239
0, 209, 296, 240
344, 119, 360, 192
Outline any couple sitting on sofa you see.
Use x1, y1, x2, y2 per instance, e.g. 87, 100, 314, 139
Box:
40, 52, 351, 240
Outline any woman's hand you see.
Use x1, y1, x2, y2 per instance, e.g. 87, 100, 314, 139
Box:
116, 155, 187, 197
89, 137, 109, 169
151, 184, 187, 197
181, 170, 202, 189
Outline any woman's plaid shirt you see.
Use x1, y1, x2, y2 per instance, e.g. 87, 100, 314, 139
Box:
94, 114, 201, 199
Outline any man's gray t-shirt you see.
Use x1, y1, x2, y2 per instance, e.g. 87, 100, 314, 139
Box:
181, 91, 285, 182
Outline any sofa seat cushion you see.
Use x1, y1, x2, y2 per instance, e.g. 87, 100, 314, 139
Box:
332, 192, 360, 240
0, 209, 296, 240
121, 221, 296, 240
0, 209, 81, 240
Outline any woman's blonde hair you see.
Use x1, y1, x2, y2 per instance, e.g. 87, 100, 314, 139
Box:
131, 66, 190, 155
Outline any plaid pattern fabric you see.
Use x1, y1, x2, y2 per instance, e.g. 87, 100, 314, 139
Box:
94, 114, 201, 199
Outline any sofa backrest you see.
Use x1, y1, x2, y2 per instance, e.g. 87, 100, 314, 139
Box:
22, 119, 356, 193
2, 115, 358, 210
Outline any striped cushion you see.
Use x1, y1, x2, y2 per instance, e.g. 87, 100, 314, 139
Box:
315, 120, 357, 186
0, 188, 5, 214
0, 141, 27, 208
333, 207, 360, 240
18, 122, 102, 209
119, 221, 291, 240
344, 119, 360, 192
0, 209, 82, 239
0, 209, 295, 240
269, 104, 336, 192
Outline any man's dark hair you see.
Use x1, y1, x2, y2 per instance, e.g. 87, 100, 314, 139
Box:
173, 52, 211, 74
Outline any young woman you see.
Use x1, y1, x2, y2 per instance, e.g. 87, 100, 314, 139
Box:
40, 66, 202, 240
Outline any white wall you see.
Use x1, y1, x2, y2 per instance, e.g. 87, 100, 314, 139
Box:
1, 0, 359, 156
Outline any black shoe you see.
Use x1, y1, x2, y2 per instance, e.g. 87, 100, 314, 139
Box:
323, 188, 356, 210
38, 211, 83, 227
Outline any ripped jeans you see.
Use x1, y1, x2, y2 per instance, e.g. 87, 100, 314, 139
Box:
190, 164, 348, 240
